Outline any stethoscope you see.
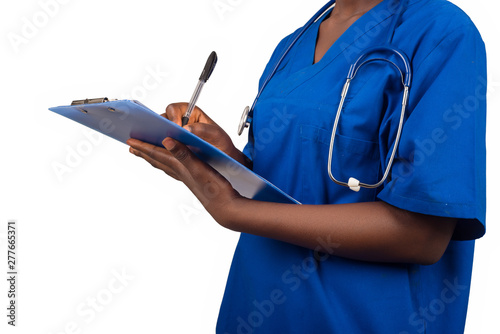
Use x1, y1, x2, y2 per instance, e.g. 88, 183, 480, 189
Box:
238, 0, 412, 192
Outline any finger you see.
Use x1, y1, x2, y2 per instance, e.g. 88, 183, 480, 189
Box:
162, 138, 226, 182
129, 147, 181, 180
162, 137, 197, 169
127, 138, 171, 161
162, 137, 235, 205
127, 138, 186, 176
162, 137, 225, 184
185, 123, 235, 158
194, 108, 215, 125
163, 103, 215, 126
184, 123, 218, 142
164, 103, 186, 126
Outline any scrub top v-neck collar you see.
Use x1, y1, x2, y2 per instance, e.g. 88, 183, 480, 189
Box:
277, 0, 399, 96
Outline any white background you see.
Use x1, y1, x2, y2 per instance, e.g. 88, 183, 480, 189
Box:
1, 0, 498, 333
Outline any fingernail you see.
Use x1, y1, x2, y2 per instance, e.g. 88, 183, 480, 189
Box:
163, 138, 175, 150
184, 126, 192, 132
129, 148, 137, 155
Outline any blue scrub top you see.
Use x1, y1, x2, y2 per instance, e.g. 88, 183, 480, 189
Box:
217, 0, 487, 333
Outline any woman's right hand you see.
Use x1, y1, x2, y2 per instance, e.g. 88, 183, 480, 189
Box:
163, 103, 251, 168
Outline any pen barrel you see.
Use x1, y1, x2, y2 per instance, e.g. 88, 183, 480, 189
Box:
183, 52, 217, 125
183, 80, 205, 121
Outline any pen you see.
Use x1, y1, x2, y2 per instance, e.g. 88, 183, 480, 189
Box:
181, 51, 218, 126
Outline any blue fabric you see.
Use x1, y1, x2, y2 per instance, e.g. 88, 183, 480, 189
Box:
217, 0, 486, 333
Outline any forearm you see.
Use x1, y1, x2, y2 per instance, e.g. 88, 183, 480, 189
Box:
128, 135, 455, 265
221, 199, 456, 265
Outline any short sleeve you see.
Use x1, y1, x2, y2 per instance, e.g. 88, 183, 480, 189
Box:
377, 24, 487, 240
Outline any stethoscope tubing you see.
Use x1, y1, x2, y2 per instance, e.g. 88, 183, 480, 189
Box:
238, 0, 337, 135
240, 0, 412, 192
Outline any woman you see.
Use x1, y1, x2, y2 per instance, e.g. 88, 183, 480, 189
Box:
128, 0, 486, 332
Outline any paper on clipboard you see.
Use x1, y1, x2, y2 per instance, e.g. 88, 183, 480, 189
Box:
49, 99, 300, 204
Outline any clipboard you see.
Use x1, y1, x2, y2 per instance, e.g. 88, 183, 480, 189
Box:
49, 98, 300, 204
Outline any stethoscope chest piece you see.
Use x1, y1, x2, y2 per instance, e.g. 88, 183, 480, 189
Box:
238, 106, 251, 136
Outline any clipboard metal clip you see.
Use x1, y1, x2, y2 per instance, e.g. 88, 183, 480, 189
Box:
71, 97, 118, 114
71, 97, 117, 106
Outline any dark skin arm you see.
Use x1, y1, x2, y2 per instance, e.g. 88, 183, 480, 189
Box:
128, 103, 457, 266
129, 0, 457, 266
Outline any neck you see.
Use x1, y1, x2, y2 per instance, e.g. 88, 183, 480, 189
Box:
332, 0, 384, 18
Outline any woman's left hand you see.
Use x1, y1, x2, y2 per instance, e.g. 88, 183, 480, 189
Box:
127, 138, 456, 266
127, 137, 243, 226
